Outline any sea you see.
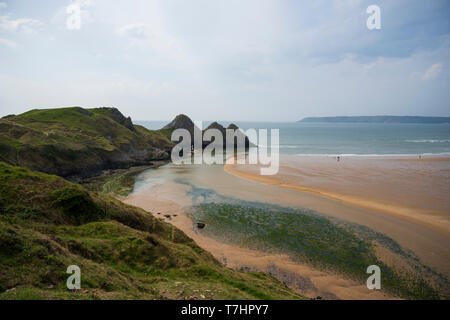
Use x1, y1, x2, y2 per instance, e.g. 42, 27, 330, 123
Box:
131, 120, 450, 285
136, 121, 450, 156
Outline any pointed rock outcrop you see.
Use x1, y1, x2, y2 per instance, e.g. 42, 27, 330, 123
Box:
163, 114, 202, 147
164, 115, 256, 149
97, 107, 136, 132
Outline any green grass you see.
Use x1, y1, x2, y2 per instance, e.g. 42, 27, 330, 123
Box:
0, 162, 304, 300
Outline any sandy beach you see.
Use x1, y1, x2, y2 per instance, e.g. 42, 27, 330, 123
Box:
124, 180, 393, 300
123, 154, 450, 299
224, 155, 450, 238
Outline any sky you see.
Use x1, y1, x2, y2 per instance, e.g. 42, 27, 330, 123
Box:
0, 0, 449, 121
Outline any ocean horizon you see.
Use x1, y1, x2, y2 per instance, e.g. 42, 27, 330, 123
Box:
137, 121, 450, 156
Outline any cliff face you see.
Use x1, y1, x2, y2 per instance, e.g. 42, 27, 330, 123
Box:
0, 107, 173, 179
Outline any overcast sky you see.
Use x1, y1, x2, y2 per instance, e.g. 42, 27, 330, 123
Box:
0, 0, 449, 121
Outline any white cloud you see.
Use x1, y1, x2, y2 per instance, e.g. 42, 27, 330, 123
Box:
1, 0, 449, 120
0, 15, 43, 33
116, 22, 192, 68
0, 72, 177, 117
0, 37, 17, 48
0, 2, 7, 9
422, 63, 443, 80
75, 0, 93, 6
117, 23, 153, 39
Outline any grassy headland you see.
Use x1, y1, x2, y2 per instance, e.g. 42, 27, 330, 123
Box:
0, 162, 303, 300
0, 107, 173, 179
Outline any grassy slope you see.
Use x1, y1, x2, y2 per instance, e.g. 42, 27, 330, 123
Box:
0, 162, 303, 300
0, 107, 174, 178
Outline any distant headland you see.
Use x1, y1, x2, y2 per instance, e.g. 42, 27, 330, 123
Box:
298, 116, 450, 124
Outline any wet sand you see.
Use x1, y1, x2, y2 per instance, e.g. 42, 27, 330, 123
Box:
124, 181, 393, 300
393, 157, 450, 162
225, 155, 450, 238
123, 155, 450, 299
